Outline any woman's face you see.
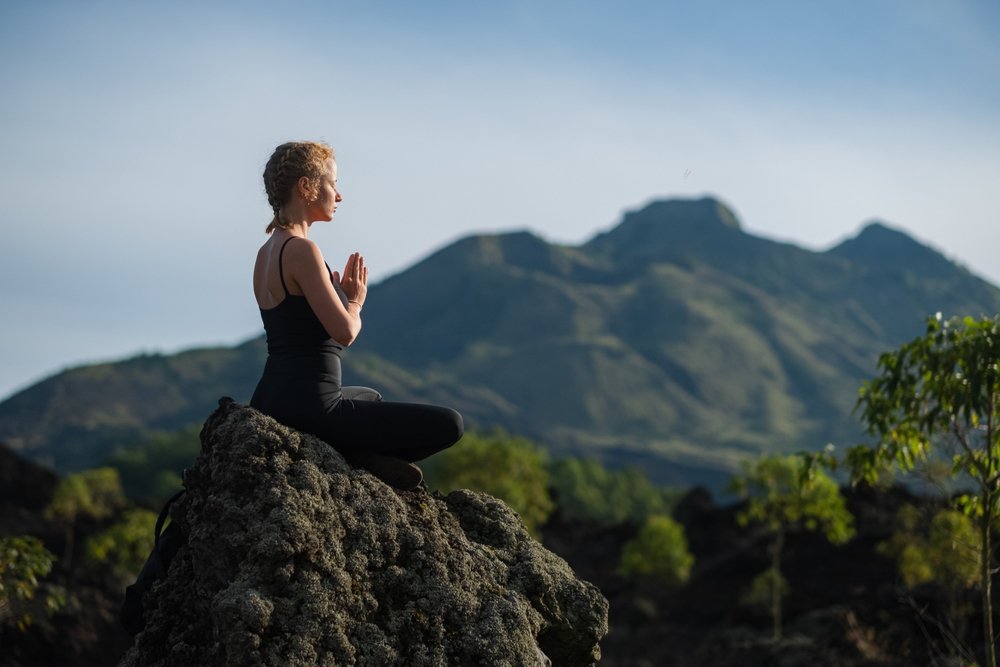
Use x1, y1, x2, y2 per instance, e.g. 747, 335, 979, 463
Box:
311, 158, 341, 222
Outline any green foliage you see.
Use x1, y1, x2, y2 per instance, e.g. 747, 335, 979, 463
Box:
423, 430, 554, 535
849, 314, 1000, 667
618, 514, 693, 585
730, 452, 855, 640
106, 425, 200, 502
878, 505, 981, 591
45, 467, 126, 523
0, 535, 65, 631
730, 453, 855, 546
741, 568, 789, 609
83, 508, 157, 581
548, 458, 680, 525
849, 314, 1000, 491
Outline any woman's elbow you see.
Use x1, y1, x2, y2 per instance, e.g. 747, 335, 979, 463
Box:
331, 322, 362, 347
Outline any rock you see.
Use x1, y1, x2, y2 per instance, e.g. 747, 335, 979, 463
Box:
0, 441, 58, 511
119, 399, 608, 666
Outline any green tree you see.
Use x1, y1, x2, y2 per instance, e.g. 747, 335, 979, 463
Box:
548, 458, 680, 525
0, 536, 65, 631
878, 505, 980, 591
729, 452, 855, 640
423, 430, 554, 535
848, 314, 1000, 667
83, 508, 157, 582
877, 505, 980, 662
106, 425, 200, 502
618, 514, 693, 585
46, 467, 126, 522
44, 467, 127, 567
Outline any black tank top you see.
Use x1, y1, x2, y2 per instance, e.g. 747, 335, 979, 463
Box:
254, 236, 344, 406
251, 237, 345, 425
259, 237, 344, 361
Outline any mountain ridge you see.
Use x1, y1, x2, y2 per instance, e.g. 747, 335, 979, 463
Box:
3, 196, 999, 489
828, 220, 963, 280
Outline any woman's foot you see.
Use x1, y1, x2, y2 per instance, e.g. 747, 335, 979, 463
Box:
348, 452, 423, 491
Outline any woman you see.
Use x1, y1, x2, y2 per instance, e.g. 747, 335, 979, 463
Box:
249, 141, 463, 490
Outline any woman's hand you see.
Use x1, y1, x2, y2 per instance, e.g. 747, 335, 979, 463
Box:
288, 240, 365, 346
333, 252, 368, 307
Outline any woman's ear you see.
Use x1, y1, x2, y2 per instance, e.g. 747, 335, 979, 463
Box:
297, 175, 315, 201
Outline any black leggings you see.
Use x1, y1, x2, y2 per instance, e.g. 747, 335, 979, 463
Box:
318, 386, 464, 463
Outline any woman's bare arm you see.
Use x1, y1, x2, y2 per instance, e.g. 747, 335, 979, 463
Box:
285, 239, 365, 346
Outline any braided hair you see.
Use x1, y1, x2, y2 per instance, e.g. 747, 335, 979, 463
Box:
262, 141, 335, 234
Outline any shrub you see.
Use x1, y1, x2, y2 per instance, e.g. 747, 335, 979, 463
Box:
0, 536, 65, 631
548, 458, 679, 525
83, 508, 157, 582
423, 430, 554, 535
618, 514, 693, 585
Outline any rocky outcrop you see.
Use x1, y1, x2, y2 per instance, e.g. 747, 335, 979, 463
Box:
0, 441, 57, 512
119, 399, 608, 666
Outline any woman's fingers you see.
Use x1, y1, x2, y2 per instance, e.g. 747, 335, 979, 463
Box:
344, 253, 366, 278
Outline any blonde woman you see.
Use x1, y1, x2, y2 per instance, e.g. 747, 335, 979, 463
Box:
250, 141, 463, 490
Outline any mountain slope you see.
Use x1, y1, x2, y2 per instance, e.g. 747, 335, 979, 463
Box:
3, 197, 999, 486
355, 198, 1000, 480
0, 338, 265, 471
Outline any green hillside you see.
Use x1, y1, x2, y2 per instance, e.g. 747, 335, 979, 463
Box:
0, 339, 265, 471
3, 197, 998, 487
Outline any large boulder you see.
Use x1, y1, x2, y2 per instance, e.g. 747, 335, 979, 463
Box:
0, 441, 58, 512
120, 399, 608, 666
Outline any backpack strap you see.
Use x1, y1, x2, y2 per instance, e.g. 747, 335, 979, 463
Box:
154, 489, 187, 551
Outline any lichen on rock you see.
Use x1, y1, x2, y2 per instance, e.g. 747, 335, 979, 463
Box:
119, 398, 608, 666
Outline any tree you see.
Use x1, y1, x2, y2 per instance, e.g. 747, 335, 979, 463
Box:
848, 314, 1000, 667
83, 508, 157, 582
729, 452, 855, 640
107, 425, 200, 502
618, 514, 693, 585
878, 505, 980, 592
423, 430, 554, 535
44, 467, 127, 567
878, 504, 980, 657
548, 458, 679, 525
45, 467, 126, 523
0, 535, 64, 631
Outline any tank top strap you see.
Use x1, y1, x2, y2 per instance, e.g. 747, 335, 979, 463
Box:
277, 236, 298, 297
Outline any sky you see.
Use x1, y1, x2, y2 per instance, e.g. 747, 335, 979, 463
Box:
1, 0, 998, 401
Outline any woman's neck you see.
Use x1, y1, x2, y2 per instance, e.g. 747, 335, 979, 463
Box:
279, 200, 315, 238
278, 221, 310, 239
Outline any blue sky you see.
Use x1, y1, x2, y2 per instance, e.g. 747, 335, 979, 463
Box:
1, 0, 998, 400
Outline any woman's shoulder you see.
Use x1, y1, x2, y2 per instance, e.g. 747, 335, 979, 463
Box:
275, 236, 329, 281
259, 234, 319, 257
281, 236, 323, 261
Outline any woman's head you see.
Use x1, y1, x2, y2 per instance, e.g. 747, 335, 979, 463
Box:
263, 141, 335, 233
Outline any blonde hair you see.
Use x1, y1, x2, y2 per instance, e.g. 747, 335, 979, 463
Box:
262, 141, 335, 234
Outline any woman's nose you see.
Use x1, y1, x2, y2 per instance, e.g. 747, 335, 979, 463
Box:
336, 191, 343, 202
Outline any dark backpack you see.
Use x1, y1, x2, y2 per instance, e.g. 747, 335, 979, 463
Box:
119, 488, 188, 635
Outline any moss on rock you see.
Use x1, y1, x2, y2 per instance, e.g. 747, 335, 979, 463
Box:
120, 398, 607, 666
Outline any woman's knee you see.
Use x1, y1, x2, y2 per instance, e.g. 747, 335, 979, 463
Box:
342, 386, 383, 402
441, 407, 464, 445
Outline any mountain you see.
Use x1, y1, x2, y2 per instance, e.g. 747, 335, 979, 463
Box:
0, 340, 265, 472
2, 197, 999, 488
